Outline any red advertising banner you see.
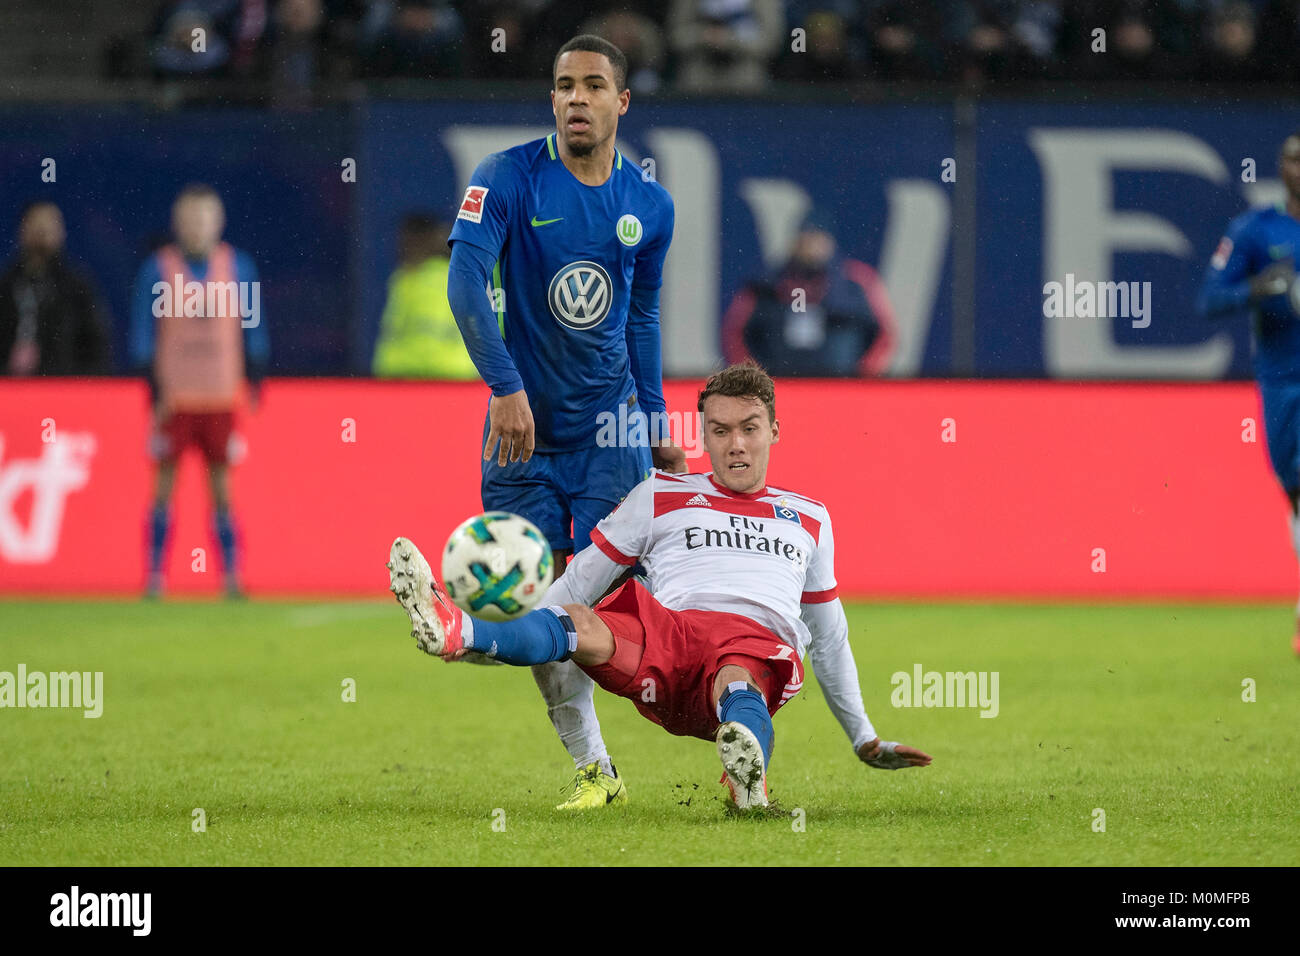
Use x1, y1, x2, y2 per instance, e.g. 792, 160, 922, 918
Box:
0, 379, 1290, 598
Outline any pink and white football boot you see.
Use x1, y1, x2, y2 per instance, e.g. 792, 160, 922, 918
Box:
387, 537, 465, 659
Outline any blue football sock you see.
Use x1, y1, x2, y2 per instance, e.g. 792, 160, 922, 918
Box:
718, 683, 774, 768
214, 507, 238, 578
148, 504, 170, 573
466, 606, 576, 666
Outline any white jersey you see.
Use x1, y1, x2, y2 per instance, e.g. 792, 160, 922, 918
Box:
588, 471, 836, 657
544, 469, 878, 753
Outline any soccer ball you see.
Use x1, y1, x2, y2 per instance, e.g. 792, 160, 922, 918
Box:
441, 512, 554, 621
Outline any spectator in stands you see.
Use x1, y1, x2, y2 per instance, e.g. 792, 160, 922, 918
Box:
581, 9, 667, 93
775, 5, 867, 82
862, 0, 949, 80
372, 214, 476, 379
1066, 0, 1195, 80
721, 210, 896, 377
0, 202, 112, 376
149, 0, 240, 76
265, 0, 328, 107
1009, 0, 1065, 77
948, 1, 1021, 83
358, 0, 465, 77
668, 0, 784, 92
1196, 1, 1273, 83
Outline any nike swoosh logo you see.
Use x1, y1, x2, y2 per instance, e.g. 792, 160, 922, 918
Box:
531, 216, 563, 227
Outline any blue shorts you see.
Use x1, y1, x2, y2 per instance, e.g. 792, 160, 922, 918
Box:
1260, 381, 1300, 494
480, 414, 651, 553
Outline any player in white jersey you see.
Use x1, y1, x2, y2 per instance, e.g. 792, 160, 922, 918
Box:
387, 363, 930, 809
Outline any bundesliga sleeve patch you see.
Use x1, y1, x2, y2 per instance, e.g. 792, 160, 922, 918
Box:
1210, 236, 1233, 270
457, 186, 489, 224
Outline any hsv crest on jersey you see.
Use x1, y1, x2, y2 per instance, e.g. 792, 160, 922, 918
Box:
457, 186, 489, 224
774, 505, 801, 524
548, 260, 613, 330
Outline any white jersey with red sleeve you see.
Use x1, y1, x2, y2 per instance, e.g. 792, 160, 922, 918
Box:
585, 469, 836, 657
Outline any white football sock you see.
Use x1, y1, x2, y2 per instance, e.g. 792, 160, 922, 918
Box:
531, 659, 614, 776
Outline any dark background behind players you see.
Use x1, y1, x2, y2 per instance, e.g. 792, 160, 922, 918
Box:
3, 0, 1298, 378
0, 202, 112, 377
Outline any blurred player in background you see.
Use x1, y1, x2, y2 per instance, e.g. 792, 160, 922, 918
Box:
131, 184, 269, 599
1198, 131, 1300, 654
445, 35, 683, 809
388, 363, 931, 809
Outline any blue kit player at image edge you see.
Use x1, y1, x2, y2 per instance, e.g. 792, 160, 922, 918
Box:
1197, 132, 1300, 656
445, 132, 675, 553
1197, 202, 1300, 494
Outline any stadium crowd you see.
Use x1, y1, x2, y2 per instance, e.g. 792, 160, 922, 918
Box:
106, 0, 1300, 94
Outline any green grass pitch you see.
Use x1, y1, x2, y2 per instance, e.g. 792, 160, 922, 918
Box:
0, 598, 1296, 866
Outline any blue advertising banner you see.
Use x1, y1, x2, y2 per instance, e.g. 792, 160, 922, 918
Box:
974, 101, 1291, 379
0, 98, 1287, 378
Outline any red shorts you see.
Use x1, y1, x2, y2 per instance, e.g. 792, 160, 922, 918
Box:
583, 580, 804, 741
153, 411, 237, 465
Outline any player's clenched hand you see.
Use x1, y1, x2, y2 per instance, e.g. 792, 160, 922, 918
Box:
485, 389, 535, 466
1249, 260, 1296, 301
857, 737, 932, 770
652, 440, 687, 474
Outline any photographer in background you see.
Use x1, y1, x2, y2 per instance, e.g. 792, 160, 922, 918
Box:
722, 210, 895, 377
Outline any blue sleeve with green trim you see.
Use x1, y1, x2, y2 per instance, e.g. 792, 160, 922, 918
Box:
447, 239, 523, 397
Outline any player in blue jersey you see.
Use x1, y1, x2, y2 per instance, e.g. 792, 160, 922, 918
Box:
1197, 131, 1300, 654
444, 35, 685, 808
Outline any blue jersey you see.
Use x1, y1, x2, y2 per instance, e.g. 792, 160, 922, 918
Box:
448, 133, 674, 451
1198, 204, 1300, 384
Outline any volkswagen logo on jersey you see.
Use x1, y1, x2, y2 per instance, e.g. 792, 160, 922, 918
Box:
548, 260, 613, 330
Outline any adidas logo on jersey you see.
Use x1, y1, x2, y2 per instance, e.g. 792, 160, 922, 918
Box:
686, 493, 711, 507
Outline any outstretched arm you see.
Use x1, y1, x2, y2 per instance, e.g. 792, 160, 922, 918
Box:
542, 541, 628, 608
803, 598, 932, 769
543, 472, 657, 607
